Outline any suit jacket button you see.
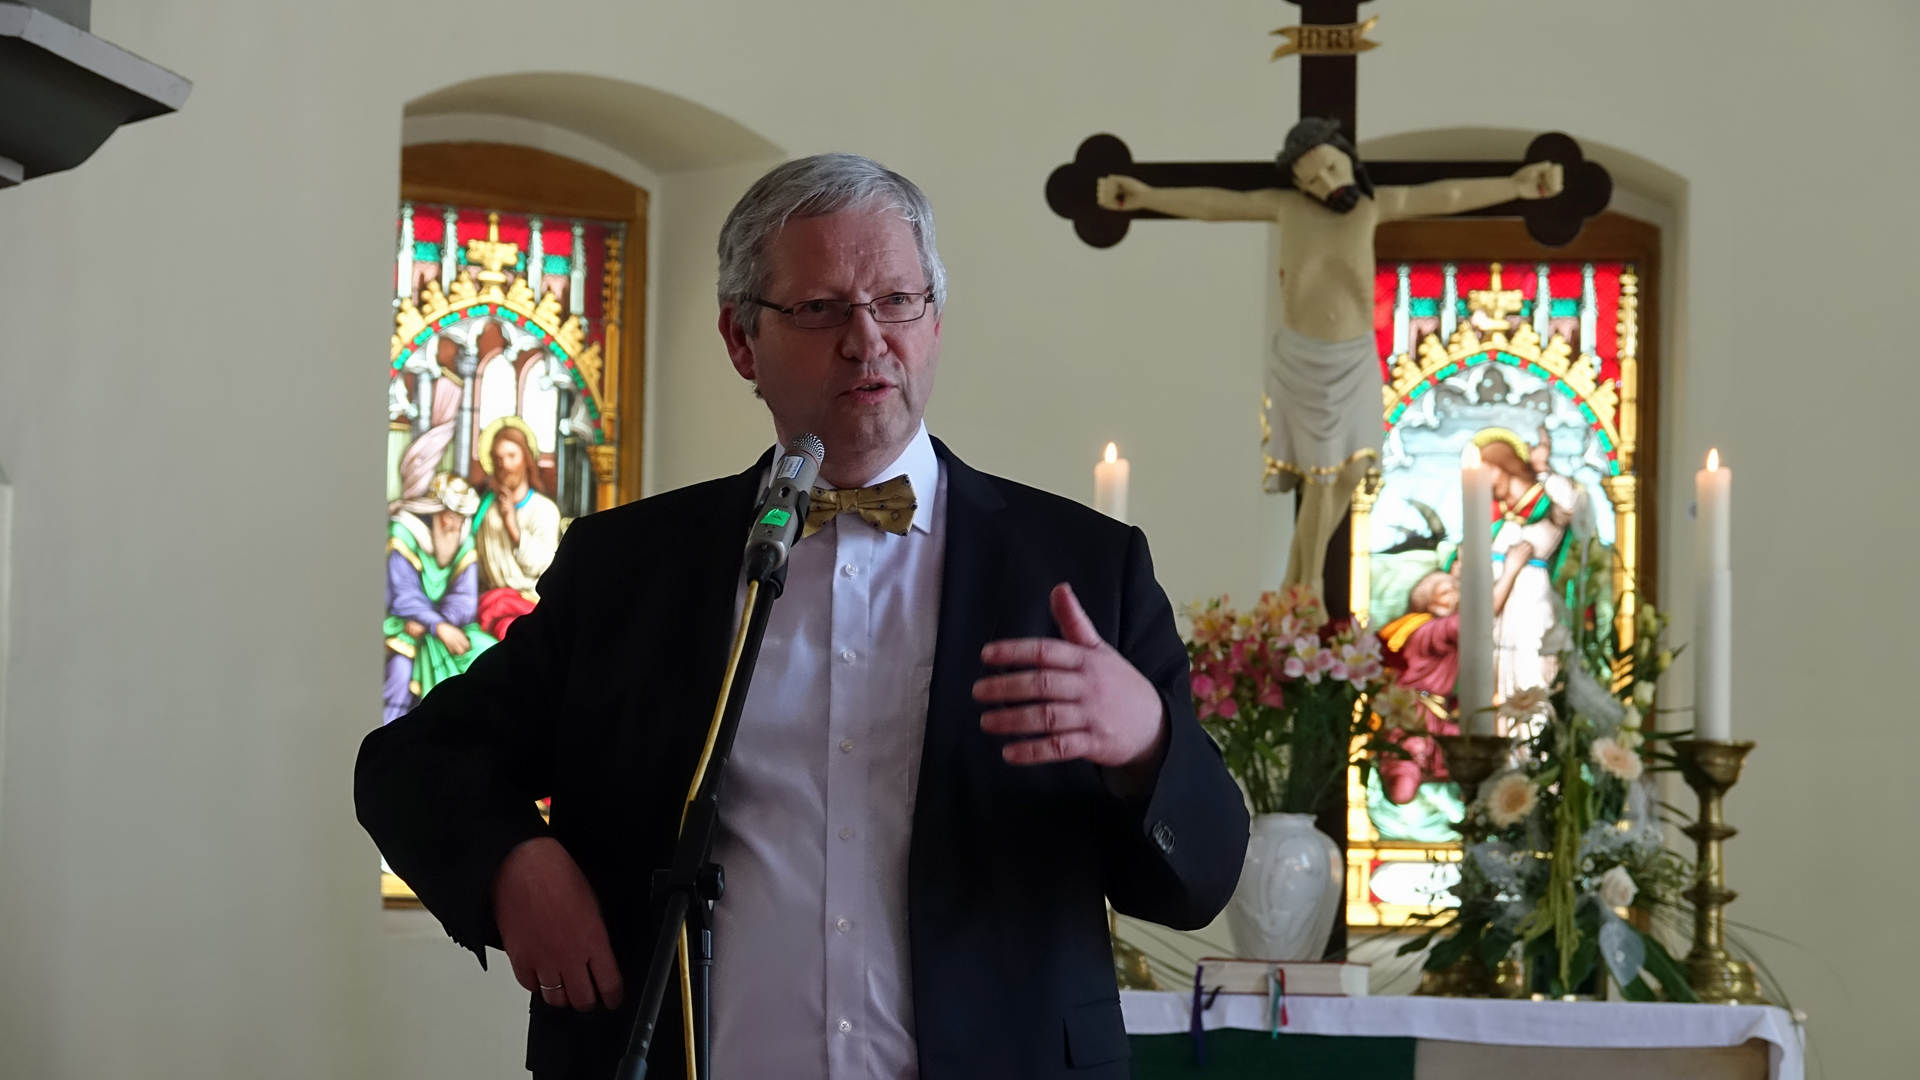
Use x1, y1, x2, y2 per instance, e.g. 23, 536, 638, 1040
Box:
1151, 820, 1175, 854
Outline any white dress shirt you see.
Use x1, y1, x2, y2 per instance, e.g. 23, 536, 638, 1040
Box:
710, 424, 945, 1080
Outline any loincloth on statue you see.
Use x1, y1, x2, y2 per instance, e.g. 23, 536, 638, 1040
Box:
1261, 321, 1384, 494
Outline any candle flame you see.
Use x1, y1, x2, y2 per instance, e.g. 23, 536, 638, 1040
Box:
1104, 442, 1118, 464
1462, 444, 1481, 469
1706, 448, 1719, 472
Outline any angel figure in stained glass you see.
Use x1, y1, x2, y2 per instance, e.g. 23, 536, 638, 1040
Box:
383, 474, 498, 724
1477, 426, 1586, 710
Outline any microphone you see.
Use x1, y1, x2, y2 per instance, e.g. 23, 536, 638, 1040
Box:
744, 433, 824, 585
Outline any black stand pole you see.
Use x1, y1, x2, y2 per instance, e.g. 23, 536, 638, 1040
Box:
616, 562, 785, 1080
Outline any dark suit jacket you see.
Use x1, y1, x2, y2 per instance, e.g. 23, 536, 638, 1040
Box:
356, 439, 1250, 1079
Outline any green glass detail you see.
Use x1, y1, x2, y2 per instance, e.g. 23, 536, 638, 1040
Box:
760, 508, 792, 528
1409, 298, 1438, 318
412, 240, 439, 262
1550, 298, 1578, 318
543, 254, 571, 276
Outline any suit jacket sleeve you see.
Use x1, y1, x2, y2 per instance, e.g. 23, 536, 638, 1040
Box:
355, 517, 594, 962
1102, 526, 1251, 930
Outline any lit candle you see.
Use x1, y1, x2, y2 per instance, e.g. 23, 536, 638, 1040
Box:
1457, 444, 1496, 735
1695, 449, 1733, 741
1094, 442, 1130, 523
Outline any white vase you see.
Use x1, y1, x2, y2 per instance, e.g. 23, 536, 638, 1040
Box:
1225, 812, 1344, 961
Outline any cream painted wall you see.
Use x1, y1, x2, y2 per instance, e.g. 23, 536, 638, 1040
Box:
0, 1, 1915, 1078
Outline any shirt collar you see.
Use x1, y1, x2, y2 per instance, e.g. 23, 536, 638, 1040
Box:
767, 423, 938, 536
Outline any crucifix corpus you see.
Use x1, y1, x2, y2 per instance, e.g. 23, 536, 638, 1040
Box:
1047, 0, 1612, 613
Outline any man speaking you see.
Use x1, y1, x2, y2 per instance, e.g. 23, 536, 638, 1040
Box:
357, 154, 1249, 1080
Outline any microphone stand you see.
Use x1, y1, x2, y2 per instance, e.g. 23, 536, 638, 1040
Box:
616, 547, 790, 1080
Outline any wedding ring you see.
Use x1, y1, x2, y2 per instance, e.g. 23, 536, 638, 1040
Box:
539, 982, 564, 991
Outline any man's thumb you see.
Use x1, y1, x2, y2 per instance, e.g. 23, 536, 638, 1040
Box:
1050, 583, 1103, 648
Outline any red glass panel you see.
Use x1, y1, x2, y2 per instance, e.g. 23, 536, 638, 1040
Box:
1408, 262, 1444, 300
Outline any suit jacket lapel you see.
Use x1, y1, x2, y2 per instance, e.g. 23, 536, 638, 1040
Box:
645, 451, 770, 756
921, 438, 1009, 779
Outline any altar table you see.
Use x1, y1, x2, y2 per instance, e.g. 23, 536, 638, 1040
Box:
1122, 989, 1803, 1080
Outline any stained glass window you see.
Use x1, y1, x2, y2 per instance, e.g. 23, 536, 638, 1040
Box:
382, 202, 628, 731
379, 202, 631, 902
377, 139, 647, 905
1347, 257, 1644, 928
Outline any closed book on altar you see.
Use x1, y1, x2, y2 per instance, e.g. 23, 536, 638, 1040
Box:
1197, 957, 1370, 996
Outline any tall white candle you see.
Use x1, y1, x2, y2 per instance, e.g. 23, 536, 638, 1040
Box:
1094, 442, 1130, 523
1695, 449, 1733, 741
1457, 445, 1496, 735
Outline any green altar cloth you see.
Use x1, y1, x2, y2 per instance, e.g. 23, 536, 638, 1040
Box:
1130, 1030, 1415, 1079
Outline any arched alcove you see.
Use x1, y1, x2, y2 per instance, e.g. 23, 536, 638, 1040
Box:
377, 74, 786, 908
404, 72, 783, 176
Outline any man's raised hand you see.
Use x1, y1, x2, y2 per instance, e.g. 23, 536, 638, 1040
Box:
492, 837, 625, 1013
974, 583, 1169, 774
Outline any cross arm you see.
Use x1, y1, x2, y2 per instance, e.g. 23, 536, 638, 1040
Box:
1046, 132, 1611, 248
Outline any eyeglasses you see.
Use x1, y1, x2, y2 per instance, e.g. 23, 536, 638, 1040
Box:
747, 290, 935, 330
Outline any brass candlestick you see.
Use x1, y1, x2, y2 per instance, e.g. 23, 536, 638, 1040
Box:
1672, 739, 1770, 1005
1415, 732, 1521, 999
1434, 732, 1514, 804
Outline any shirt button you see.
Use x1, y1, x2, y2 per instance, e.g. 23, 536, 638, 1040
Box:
837, 1018, 853, 1033
841, 562, 859, 577
839, 648, 857, 664
840, 827, 854, 840
840, 738, 855, 753
837, 918, 853, 932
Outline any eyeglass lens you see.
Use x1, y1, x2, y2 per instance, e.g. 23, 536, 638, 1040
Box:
788, 293, 928, 329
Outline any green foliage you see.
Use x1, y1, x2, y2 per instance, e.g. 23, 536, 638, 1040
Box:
1422, 540, 1709, 999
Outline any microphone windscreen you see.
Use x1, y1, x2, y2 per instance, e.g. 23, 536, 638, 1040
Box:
788, 433, 825, 468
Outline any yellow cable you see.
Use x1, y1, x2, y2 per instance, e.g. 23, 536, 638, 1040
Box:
682, 579, 759, 827
678, 926, 696, 1080
671, 577, 758, 1077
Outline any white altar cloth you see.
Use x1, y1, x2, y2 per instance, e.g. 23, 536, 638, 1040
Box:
1122, 990, 1804, 1080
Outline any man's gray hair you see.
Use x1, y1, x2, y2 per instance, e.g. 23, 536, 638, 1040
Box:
717, 153, 947, 334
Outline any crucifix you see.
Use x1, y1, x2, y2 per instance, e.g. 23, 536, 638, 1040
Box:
1049, 0, 1611, 959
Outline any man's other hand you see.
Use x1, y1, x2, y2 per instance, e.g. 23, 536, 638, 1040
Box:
492, 837, 625, 1012
974, 583, 1170, 775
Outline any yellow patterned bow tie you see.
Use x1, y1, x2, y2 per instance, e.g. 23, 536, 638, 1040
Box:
802, 474, 918, 538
